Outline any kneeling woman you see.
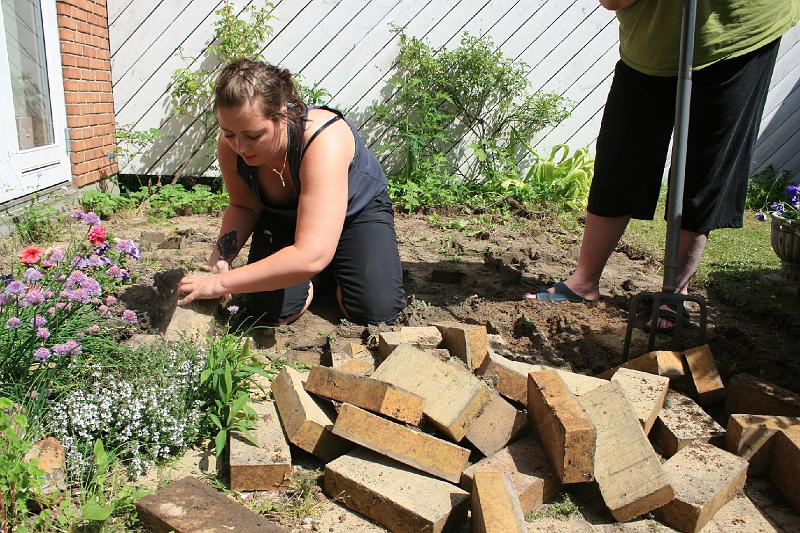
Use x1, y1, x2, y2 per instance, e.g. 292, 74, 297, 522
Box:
177, 59, 406, 325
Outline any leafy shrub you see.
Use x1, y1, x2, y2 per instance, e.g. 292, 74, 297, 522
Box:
81, 184, 229, 220
80, 190, 134, 219
374, 30, 570, 210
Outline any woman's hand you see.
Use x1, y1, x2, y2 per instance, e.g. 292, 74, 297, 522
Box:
177, 272, 227, 305
204, 260, 232, 301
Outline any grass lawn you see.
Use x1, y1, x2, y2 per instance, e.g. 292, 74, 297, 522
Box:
626, 187, 793, 319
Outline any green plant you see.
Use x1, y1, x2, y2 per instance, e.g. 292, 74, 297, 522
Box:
505, 143, 594, 210
13, 196, 61, 244
199, 334, 269, 456
754, 181, 800, 221
746, 166, 795, 213
525, 492, 580, 521
374, 29, 570, 210
0, 397, 46, 532
253, 469, 323, 524
80, 190, 134, 219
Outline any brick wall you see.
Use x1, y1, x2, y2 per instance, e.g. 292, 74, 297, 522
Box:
56, 0, 117, 187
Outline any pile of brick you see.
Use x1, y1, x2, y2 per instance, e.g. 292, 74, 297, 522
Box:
135, 320, 800, 533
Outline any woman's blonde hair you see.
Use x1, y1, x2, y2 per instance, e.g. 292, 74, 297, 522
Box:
214, 59, 307, 136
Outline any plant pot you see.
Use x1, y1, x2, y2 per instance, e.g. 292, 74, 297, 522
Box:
770, 212, 800, 282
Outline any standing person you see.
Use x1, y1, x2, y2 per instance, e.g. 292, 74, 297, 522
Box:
530, 0, 799, 332
176, 59, 407, 325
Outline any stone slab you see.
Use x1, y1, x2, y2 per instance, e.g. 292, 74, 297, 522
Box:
578, 381, 673, 522
683, 345, 725, 405
331, 404, 470, 483
136, 476, 286, 532
377, 327, 442, 359
611, 367, 669, 434
471, 471, 526, 533
724, 373, 800, 420
23, 436, 66, 495
703, 494, 781, 532
725, 414, 800, 475
164, 298, 218, 342
652, 390, 725, 457
372, 344, 491, 441
528, 370, 596, 484
769, 429, 800, 512
432, 321, 488, 370
324, 448, 469, 533
461, 432, 561, 515
304, 365, 424, 425
337, 355, 376, 376
271, 367, 351, 461
597, 350, 686, 380
654, 442, 748, 533
229, 400, 291, 491
478, 350, 606, 404
465, 391, 528, 457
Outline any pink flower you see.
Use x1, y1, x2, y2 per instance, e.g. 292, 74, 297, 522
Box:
19, 246, 44, 265
87, 226, 107, 246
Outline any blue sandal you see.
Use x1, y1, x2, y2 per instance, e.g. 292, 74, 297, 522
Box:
526, 282, 590, 304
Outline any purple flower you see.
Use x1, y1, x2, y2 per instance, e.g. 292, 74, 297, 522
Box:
36, 327, 50, 340
79, 276, 102, 297
71, 209, 85, 220
0, 294, 7, 306
5, 317, 21, 329
97, 305, 112, 318
23, 268, 43, 283
104, 295, 117, 306
755, 212, 767, 221
33, 315, 47, 327
227, 305, 240, 314
65, 339, 81, 355
47, 307, 57, 317
786, 184, 800, 202
107, 266, 124, 279
81, 211, 101, 226
771, 202, 786, 213
43, 290, 54, 299
52, 343, 70, 356
22, 290, 45, 307
5, 280, 26, 294
121, 309, 138, 325
66, 289, 90, 304
115, 239, 141, 260
33, 347, 51, 362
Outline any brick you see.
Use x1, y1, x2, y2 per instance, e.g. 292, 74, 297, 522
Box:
725, 373, 800, 420
271, 367, 351, 461
466, 391, 528, 457
596, 350, 686, 380
478, 350, 606, 404
324, 449, 469, 533
471, 471, 526, 533
332, 404, 470, 483
377, 327, 442, 358
229, 401, 291, 491
655, 442, 748, 533
337, 355, 376, 376
344, 341, 368, 357
578, 381, 673, 522
684, 345, 725, 405
164, 297, 217, 342
769, 430, 800, 512
135, 476, 286, 532
461, 433, 561, 515
527, 370, 595, 483
704, 494, 783, 532
372, 344, 491, 441
611, 367, 669, 434
433, 321, 488, 370
725, 414, 800, 475
652, 391, 725, 457
305, 365, 424, 425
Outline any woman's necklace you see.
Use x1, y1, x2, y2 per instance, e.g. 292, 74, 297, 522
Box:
271, 148, 288, 188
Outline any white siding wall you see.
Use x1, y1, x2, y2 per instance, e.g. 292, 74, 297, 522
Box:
109, 0, 800, 178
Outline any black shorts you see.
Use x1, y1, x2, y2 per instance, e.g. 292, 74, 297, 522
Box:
246, 191, 406, 325
588, 38, 780, 234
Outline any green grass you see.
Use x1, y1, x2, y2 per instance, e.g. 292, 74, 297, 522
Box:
525, 492, 580, 522
625, 187, 795, 320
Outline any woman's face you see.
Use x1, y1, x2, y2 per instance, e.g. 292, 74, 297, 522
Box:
217, 102, 283, 166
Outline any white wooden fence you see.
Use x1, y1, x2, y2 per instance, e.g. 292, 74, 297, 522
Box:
108, 0, 800, 179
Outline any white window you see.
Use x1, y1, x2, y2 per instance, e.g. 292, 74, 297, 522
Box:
0, 0, 70, 203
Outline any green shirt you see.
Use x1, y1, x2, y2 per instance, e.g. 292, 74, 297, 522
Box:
618, 0, 800, 77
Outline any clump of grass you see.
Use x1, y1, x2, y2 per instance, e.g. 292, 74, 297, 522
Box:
525, 492, 580, 522
252, 469, 324, 525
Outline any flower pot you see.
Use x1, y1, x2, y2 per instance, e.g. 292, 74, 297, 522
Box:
770, 212, 800, 282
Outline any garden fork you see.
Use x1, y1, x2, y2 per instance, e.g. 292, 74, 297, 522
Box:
623, 0, 708, 359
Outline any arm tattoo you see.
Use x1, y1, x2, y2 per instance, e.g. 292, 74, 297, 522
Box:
216, 231, 239, 262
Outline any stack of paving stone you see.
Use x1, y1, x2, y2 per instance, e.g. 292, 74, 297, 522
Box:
136, 315, 800, 533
